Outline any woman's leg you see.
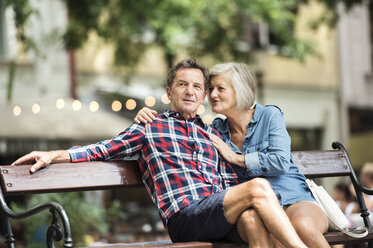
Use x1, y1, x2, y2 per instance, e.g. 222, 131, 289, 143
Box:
286, 201, 330, 248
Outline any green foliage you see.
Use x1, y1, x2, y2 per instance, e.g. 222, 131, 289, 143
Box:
59, 0, 317, 67
5, 0, 370, 101
11, 192, 124, 247
8, 0, 370, 67
4, 0, 39, 102
6, 59, 16, 102
5, 0, 39, 53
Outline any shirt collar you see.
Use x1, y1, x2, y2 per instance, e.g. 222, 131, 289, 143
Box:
252, 103, 264, 124
163, 110, 205, 125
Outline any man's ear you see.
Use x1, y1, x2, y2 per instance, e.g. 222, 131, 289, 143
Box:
166, 87, 172, 101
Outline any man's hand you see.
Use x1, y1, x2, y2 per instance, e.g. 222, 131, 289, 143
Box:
12, 150, 70, 173
134, 107, 157, 124
209, 133, 245, 168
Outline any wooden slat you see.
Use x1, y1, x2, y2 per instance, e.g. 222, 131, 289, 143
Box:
81, 230, 373, 247
81, 241, 247, 248
0, 150, 352, 194
292, 150, 351, 177
324, 230, 373, 244
0, 160, 142, 194
1, 150, 372, 246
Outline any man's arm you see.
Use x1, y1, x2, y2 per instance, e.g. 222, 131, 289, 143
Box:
12, 150, 70, 173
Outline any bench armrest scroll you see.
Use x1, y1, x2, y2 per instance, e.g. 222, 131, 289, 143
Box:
0, 187, 73, 248
333, 141, 372, 229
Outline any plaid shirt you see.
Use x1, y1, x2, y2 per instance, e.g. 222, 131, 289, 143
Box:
68, 110, 238, 225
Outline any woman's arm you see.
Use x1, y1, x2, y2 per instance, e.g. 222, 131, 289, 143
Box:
209, 133, 245, 167
210, 109, 292, 177
134, 107, 157, 124
245, 110, 292, 176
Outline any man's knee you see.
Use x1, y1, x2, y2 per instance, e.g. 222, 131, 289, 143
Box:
243, 178, 275, 208
246, 178, 273, 198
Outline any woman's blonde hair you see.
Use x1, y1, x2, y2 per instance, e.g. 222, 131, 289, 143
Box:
209, 62, 256, 111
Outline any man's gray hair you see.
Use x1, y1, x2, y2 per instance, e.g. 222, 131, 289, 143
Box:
167, 58, 209, 90
209, 62, 256, 111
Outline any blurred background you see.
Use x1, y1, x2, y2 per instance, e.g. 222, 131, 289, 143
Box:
0, 0, 373, 247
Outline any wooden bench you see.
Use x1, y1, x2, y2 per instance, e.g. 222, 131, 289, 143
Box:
1, 141, 373, 248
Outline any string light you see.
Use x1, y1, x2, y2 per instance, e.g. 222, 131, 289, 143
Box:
161, 93, 170, 104
13, 105, 22, 116
11, 97, 146, 116
72, 99, 82, 111
126, 99, 136, 110
89, 101, 99, 112
145, 96, 156, 107
32, 103, 41, 114
111, 100, 122, 112
56, 98, 65, 109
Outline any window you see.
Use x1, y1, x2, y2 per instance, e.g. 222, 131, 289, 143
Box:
288, 128, 323, 151
349, 107, 373, 133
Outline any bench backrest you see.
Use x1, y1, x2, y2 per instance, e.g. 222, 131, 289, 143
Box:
0, 149, 350, 195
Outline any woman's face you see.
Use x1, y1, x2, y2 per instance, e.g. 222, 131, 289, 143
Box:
209, 72, 237, 114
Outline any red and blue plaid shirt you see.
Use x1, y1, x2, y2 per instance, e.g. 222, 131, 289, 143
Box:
68, 110, 238, 225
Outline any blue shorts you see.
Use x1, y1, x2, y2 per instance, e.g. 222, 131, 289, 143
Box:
167, 190, 246, 244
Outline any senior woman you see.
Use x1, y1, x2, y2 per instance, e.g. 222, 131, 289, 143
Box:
135, 62, 329, 248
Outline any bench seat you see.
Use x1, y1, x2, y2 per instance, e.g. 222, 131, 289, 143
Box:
1, 142, 373, 247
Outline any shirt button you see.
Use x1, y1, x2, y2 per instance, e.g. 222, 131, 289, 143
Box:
256, 147, 260, 151
262, 167, 268, 173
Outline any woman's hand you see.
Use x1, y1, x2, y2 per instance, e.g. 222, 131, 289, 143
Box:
134, 107, 158, 124
209, 133, 245, 167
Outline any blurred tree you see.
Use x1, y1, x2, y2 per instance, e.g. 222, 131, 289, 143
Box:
62, 0, 313, 68
4, 0, 371, 100
60, 0, 373, 67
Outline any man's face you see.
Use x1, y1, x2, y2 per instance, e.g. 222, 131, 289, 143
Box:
167, 68, 207, 119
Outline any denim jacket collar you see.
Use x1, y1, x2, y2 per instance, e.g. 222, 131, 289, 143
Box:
215, 103, 264, 135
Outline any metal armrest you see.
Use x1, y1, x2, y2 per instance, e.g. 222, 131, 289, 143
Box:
333, 142, 372, 229
0, 187, 73, 248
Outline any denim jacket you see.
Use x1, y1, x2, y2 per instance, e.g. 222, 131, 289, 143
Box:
211, 103, 315, 206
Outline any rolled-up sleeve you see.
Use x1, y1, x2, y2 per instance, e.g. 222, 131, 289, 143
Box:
244, 152, 260, 170
68, 123, 146, 162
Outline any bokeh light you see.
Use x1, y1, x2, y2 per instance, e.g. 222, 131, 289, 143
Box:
89, 101, 99, 112
13, 105, 22, 116
203, 114, 214, 124
32, 103, 41, 114
56, 98, 65, 109
126, 99, 136, 110
197, 105, 205, 115
111, 100, 122, 112
145, 96, 156, 107
161, 93, 170, 104
72, 99, 82, 111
